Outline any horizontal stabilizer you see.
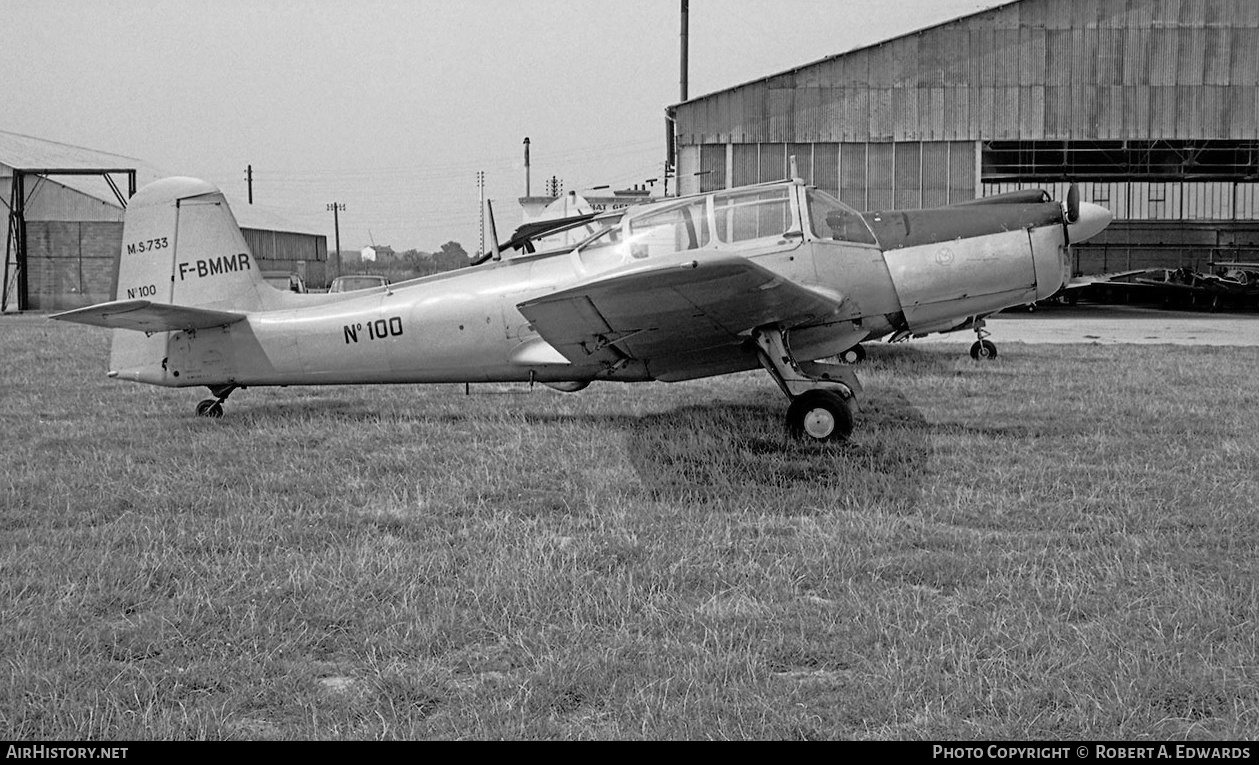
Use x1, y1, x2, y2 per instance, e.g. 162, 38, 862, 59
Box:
51, 300, 246, 332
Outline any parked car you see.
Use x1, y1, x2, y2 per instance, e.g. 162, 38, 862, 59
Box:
262, 271, 307, 293
329, 274, 390, 293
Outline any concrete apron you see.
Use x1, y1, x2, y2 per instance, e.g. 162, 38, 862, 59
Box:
914, 306, 1259, 347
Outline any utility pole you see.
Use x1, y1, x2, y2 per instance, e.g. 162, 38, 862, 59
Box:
327, 202, 344, 268
245, 165, 253, 204
477, 171, 486, 257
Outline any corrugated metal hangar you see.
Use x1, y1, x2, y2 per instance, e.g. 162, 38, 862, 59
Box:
669, 0, 1259, 276
1, 130, 328, 312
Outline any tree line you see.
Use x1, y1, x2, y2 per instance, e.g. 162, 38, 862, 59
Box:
334, 240, 470, 280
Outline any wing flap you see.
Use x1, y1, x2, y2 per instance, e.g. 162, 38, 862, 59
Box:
517, 254, 842, 369
50, 300, 246, 332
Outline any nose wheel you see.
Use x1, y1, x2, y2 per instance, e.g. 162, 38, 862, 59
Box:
970, 338, 998, 360
969, 324, 998, 360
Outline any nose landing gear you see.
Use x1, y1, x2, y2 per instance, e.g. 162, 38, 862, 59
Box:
969, 322, 998, 360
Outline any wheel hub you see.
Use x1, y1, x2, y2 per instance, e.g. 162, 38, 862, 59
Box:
803, 408, 836, 439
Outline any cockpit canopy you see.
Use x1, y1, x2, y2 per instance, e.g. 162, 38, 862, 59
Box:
571, 181, 879, 266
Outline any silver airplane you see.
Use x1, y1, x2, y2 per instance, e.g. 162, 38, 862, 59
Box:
52, 175, 1111, 441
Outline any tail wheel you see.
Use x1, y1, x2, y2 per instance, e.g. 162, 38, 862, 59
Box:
196, 399, 224, 418
786, 390, 854, 443
970, 339, 998, 360
196, 384, 237, 417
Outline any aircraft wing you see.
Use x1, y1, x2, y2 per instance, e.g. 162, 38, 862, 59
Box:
517, 253, 841, 377
50, 300, 246, 332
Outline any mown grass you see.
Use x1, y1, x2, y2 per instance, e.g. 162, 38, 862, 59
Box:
2, 315, 1258, 740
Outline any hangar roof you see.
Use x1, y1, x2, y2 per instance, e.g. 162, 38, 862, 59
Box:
671, 0, 1020, 106
0, 129, 161, 205
0, 129, 321, 236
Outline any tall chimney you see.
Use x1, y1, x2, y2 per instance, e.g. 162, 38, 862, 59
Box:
523, 136, 531, 196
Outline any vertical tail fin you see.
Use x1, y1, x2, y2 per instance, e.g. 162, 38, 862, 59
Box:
116, 177, 268, 311
111, 177, 264, 385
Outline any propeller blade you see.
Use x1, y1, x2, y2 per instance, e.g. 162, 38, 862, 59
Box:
1066, 183, 1080, 223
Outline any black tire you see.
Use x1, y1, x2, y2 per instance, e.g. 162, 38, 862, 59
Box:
970, 339, 998, 360
196, 399, 223, 418
786, 390, 854, 442
838, 344, 866, 364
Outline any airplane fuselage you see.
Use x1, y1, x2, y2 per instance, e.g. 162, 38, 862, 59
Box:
153, 245, 806, 389
150, 193, 1078, 390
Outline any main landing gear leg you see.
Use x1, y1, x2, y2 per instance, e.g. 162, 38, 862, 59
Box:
754, 327, 861, 443
196, 384, 238, 418
969, 320, 998, 360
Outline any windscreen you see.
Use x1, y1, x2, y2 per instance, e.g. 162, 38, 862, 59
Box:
807, 188, 878, 246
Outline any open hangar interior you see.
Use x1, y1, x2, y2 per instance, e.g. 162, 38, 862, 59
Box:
2, 130, 328, 312
669, 0, 1259, 278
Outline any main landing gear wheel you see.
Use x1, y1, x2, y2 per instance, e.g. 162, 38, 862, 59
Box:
969, 339, 998, 360
786, 390, 855, 443
753, 326, 862, 444
195, 399, 224, 418
838, 344, 866, 364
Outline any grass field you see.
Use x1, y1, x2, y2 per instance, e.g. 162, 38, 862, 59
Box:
3, 314, 1258, 740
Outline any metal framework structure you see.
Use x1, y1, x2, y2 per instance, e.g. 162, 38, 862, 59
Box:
2, 168, 135, 312
982, 140, 1259, 182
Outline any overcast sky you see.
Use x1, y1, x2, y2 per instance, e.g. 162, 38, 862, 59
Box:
4, 0, 1006, 253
